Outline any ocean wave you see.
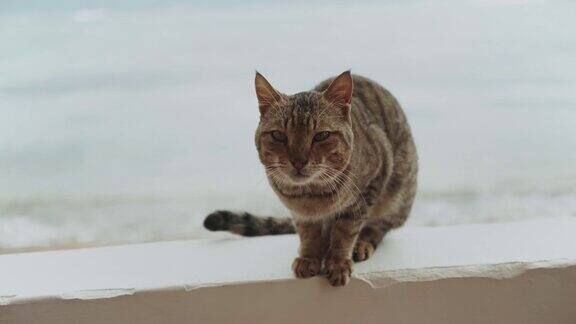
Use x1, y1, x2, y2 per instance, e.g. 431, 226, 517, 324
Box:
1, 185, 575, 252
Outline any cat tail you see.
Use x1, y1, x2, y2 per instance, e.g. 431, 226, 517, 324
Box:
203, 210, 295, 236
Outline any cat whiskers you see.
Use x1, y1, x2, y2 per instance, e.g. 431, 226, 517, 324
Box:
315, 170, 340, 204
265, 165, 291, 190
316, 165, 368, 221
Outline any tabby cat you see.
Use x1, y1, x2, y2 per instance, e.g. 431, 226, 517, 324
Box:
204, 71, 418, 286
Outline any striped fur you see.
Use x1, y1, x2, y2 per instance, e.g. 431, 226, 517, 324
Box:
204, 71, 418, 287
204, 210, 295, 236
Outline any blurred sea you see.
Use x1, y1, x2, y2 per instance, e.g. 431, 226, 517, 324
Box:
1, 0, 575, 252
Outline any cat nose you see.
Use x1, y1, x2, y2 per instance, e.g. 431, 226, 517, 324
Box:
291, 159, 308, 171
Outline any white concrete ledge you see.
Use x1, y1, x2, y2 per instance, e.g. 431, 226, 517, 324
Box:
1, 217, 576, 323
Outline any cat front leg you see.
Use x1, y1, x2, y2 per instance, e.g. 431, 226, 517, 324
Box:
292, 220, 326, 279
325, 214, 365, 286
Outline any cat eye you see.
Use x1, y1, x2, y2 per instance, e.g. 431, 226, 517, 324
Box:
271, 130, 287, 143
313, 131, 331, 142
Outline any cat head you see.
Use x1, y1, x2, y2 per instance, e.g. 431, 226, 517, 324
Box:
254, 71, 354, 187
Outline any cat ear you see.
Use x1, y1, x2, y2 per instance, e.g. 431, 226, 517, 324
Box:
323, 70, 353, 109
255, 72, 283, 115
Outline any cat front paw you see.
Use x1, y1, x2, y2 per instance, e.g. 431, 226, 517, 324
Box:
292, 257, 322, 279
353, 240, 375, 262
324, 257, 353, 287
